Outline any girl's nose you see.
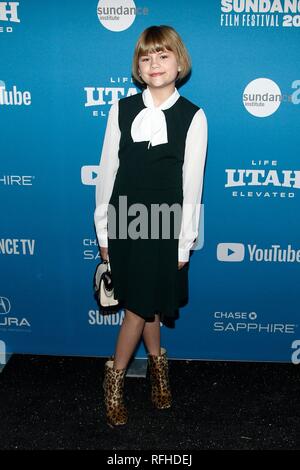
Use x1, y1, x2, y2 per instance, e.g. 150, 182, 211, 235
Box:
150, 58, 159, 68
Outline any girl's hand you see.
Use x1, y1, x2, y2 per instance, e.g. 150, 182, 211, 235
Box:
178, 261, 188, 270
100, 246, 109, 262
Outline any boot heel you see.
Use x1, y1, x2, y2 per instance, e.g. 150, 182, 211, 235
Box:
103, 359, 128, 427
148, 347, 172, 409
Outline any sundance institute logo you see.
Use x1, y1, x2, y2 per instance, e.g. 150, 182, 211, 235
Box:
97, 0, 149, 32
243, 78, 292, 117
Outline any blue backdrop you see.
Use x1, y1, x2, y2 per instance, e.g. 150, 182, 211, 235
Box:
1, 0, 299, 363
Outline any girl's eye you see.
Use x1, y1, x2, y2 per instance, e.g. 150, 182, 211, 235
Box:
140, 54, 168, 62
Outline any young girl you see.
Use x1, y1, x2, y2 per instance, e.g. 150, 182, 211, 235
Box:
94, 25, 208, 428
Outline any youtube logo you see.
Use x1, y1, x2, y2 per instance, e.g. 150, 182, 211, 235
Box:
81, 166, 99, 185
217, 243, 245, 262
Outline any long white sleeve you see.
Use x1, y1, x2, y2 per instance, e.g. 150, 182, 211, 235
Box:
178, 108, 208, 262
94, 101, 120, 248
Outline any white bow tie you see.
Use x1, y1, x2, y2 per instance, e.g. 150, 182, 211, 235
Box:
131, 86, 180, 149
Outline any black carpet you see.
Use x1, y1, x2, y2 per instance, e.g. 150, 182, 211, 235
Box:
0, 354, 299, 450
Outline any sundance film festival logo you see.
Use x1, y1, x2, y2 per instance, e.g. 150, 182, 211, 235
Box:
225, 160, 299, 199
97, 0, 149, 32
0, 1, 20, 33
220, 0, 300, 27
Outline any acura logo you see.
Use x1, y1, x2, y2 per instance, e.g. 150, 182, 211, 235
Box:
0, 297, 11, 315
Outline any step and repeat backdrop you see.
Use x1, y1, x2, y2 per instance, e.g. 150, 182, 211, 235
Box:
1, 0, 300, 363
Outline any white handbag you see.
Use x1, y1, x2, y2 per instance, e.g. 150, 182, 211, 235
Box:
94, 259, 119, 311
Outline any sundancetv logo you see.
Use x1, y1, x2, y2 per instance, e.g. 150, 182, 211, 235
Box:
217, 242, 300, 263
97, 0, 149, 32
220, 0, 300, 28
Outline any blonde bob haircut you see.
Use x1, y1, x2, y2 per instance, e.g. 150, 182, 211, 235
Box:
132, 25, 191, 86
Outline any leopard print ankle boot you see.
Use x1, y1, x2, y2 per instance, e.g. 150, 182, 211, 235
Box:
103, 359, 128, 427
148, 347, 172, 409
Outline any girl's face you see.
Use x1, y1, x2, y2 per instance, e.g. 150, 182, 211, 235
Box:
138, 49, 179, 89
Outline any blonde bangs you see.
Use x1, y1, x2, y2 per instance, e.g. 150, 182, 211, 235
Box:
132, 25, 191, 86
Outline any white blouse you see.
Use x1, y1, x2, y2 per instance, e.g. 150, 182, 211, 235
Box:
94, 87, 208, 262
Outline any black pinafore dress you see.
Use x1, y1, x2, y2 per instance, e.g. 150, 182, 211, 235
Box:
107, 92, 200, 323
